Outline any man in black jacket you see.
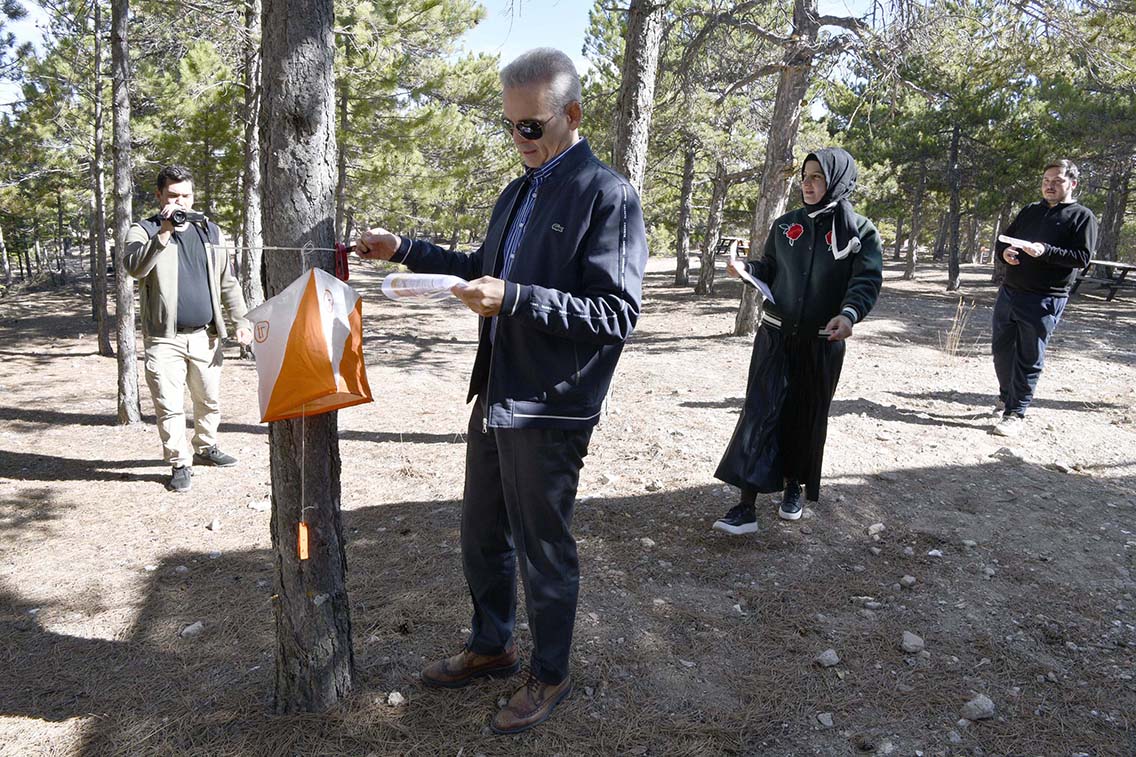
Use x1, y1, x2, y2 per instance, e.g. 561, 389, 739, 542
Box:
992, 159, 1098, 437
356, 48, 648, 734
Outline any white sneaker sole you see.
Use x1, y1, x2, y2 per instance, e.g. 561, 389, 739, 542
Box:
778, 507, 803, 521
712, 520, 758, 535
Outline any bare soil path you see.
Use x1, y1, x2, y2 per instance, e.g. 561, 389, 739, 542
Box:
1, 259, 1133, 755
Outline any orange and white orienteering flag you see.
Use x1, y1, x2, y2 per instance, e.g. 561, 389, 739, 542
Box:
246, 268, 372, 422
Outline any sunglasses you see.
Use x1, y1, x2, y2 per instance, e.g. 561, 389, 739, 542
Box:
500, 114, 557, 141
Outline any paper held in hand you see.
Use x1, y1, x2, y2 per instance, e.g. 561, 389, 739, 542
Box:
381, 273, 468, 302
729, 258, 776, 304
998, 234, 1034, 249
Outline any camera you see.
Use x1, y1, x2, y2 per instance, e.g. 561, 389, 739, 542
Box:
170, 209, 206, 225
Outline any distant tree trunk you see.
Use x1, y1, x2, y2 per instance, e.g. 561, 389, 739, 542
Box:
334, 81, 349, 243
239, 0, 264, 360
92, 2, 114, 356
963, 210, 978, 264
903, 165, 926, 280
262, 0, 354, 713
932, 212, 948, 261
0, 224, 9, 287
946, 125, 961, 291
55, 189, 68, 281
1098, 158, 1132, 263
734, 0, 818, 335
673, 144, 695, 286
893, 216, 905, 260
611, 0, 665, 194
112, 0, 141, 424
695, 161, 728, 295
34, 236, 43, 273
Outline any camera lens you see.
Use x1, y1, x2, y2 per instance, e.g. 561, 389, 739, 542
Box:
171, 209, 186, 225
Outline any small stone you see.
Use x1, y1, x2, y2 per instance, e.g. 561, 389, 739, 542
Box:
598, 473, 619, 485
867, 523, 886, 536
645, 480, 662, 492
174, 565, 189, 575
902, 631, 925, 653
869, 546, 882, 556
957, 718, 971, 728
983, 566, 997, 579
960, 693, 995, 720
877, 471, 899, 482
900, 575, 917, 588
815, 648, 841, 667
962, 539, 978, 549
640, 537, 656, 549
387, 691, 406, 706
679, 659, 696, 668
800, 525, 813, 535
947, 730, 962, 744
207, 519, 221, 532
652, 598, 666, 606
584, 686, 595, 697
817, 712, 834, 727
927, 549, 943, 557
179, 621, 205, 639
208, 551, 222, 559
497, 696, 508, 708
903, 547, 915, 557
247, 500, 271, 512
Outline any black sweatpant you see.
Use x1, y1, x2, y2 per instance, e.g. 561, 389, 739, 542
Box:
461, 402, 592, 685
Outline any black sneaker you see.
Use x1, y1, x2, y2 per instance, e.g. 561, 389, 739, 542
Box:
168, 465, 193, 492
193, 446, 238, 467
779, 479, 803, 521
712, 503, 758, 535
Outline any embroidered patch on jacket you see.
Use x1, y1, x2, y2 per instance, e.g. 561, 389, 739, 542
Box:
552, 223, 565, 233
781, 222, 804, 245
825, 230, 833, 246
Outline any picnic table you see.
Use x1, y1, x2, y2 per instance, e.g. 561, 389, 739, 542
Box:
1071, 259, 1136, 301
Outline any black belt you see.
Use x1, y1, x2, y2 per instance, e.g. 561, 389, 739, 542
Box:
176, 325, 208, 334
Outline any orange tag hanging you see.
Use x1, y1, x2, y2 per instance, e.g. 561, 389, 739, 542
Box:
298, 522, 310, 560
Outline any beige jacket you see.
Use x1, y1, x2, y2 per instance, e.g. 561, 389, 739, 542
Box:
123, 220, 249, 339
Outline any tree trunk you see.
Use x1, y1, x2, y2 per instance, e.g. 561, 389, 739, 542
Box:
0, 223, 9, 287
903, 165, 926, 280
239, 0, 264, 362
1098, 158, 1133, 263
964, 210, 978, 264
611, 0, 665, 194
893, 215, 905, 260
262, 0, 354, 713
673, 144, 695, 286
734, 0, 818, 336
112, 0, 141, 424
334, 80, 349, 243
990, 199, 1011, 284
946, 124, 961, 291
92, 2, 114, 356
932, 212, 947, 261
695, 161, 728, 295
55, 189, 67, 282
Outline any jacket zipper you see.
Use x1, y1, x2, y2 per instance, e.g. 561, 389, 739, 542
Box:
483, 180, 534, 433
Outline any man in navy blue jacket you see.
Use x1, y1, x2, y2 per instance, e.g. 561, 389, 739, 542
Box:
992, 159, 1098, 437
357, 48, 648, 734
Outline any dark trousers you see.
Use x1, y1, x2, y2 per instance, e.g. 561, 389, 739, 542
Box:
461, 402, 592, 685
992, 286, 1067, 417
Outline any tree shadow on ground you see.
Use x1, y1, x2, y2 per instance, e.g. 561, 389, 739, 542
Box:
0, 450, 168, 485
2, 457, 1131, 755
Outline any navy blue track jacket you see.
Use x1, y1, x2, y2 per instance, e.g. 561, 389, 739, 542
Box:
391, 139, 649, 430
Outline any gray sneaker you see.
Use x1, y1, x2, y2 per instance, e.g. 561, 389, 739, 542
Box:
194, 446, 238, 467
169, 465, 193, 492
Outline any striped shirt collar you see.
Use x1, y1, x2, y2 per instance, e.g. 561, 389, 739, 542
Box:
525, 138, 584, 185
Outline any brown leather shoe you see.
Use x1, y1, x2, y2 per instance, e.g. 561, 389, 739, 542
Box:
420, 644, 519, 689
490, 673, 572, 735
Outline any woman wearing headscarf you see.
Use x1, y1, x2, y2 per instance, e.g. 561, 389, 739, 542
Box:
712, 147, 883, 535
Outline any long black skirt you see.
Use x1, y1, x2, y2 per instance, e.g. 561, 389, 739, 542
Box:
714, 324, 845, 502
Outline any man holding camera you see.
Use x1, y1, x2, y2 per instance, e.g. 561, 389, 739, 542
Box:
124, 165, 251, 492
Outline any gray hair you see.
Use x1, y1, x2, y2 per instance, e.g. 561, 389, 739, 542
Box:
500, 48, 581, 113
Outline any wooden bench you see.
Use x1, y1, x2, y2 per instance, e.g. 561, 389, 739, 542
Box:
1071, 260, 1136, 302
